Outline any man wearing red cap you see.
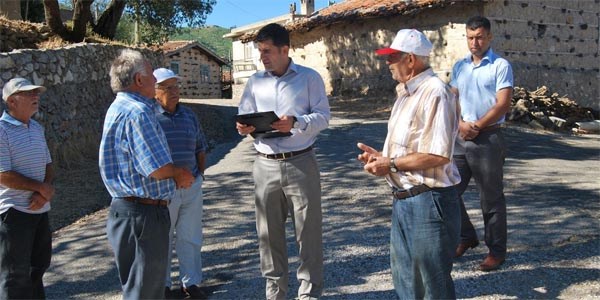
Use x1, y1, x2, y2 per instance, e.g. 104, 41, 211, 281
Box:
357, 29, 461, 299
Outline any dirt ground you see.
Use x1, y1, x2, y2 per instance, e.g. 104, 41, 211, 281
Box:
47, 96, 396, 231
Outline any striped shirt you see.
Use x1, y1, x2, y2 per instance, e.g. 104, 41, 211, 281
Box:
155, 104, 207, 177
238, 59, 330, 154
99, 92, 175, 200
382, 68, 461, 189
0, 111, 52, 214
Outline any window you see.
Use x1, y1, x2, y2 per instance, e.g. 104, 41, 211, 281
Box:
200, 65, 210, 83
244, 42, 254, 60
170, 61, 180, 74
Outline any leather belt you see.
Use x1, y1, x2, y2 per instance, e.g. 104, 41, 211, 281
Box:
124, 197, 168, 207
392, 184, 431, 200
258, 146, 313, 160
479, 123, 501, 132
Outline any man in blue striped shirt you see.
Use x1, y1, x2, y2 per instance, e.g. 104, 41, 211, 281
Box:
153, 68, 208, 299
0, 77, 54, 299
99, 49, 195, 300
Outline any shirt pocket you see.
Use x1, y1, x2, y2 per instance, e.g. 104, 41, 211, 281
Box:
389, 119, 412, 157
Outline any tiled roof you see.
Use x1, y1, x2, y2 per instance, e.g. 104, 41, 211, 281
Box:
157, 40, 228, 66
238, 0, 482, 42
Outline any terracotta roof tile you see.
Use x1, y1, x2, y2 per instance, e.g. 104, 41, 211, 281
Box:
238, 0, 482, 42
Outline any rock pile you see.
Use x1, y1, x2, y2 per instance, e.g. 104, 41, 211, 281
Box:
508, 86, 597, 132
0, 17, 52, 52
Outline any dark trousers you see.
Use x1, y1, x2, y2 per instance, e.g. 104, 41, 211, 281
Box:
454, 129, 507, 257
106, 198, 170, 300
0, 209, 52, 300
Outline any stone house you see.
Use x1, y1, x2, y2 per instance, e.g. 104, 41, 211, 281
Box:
226, 0, 599, 110
159, 40, 228, 99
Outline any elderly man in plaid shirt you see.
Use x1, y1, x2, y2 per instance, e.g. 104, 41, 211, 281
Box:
99, 49, 194, 300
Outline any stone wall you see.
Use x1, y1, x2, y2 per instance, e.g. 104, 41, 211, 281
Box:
0, 44, 162, 168
484, 0, 599, 111
164, 47, 223, 98
263, 0, 599, 110
288, 4, 477, 99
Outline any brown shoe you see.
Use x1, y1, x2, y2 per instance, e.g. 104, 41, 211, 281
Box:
183, 285, 208, 300
479, 253, 505, 271
455, 239, 479, 258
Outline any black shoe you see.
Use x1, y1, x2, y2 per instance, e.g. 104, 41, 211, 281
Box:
183, 285, 208, 300
165, 286, 173, 299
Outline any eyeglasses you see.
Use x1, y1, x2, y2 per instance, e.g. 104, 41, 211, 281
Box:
156, 84, 181, 92
14, 90, 41, 97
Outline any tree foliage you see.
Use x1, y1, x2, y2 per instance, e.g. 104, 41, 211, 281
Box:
42, 0, 215, 43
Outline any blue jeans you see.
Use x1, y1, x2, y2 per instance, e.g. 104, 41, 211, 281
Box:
0, 209, 52, 300
165, 176, 204, 288
390, 186, 460, 300
106, 198, 170, 300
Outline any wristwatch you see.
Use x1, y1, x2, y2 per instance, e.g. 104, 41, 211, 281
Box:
292, 116, 300, 129
389, 157, 399, 173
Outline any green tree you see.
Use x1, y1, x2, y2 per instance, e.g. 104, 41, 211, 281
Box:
42, 0, 215, 43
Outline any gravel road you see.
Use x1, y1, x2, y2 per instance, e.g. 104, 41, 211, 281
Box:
44, 99, 600, 299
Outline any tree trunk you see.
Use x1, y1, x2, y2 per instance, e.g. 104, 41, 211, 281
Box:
71, 0, 94, 42
43, 0, 69, 38
92, 0, 126, 39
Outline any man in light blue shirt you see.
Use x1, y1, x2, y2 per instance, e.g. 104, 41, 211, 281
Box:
99, 49, 194, 299
450, 16, 514, 272
0, 77, 54, 299
236, 23, 330, 300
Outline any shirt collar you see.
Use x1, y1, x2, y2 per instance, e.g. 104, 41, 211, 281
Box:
466, 48, 496, 65
118, 91, 156, 107
0, 110, 26, 126
263, 58, 298, 78
157, 103, 181, 116
404, 68, 436, 96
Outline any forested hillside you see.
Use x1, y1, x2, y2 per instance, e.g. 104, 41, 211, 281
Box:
171, 25, 232, 59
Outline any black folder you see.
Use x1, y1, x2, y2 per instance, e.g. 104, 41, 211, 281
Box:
236, 111, 292, 139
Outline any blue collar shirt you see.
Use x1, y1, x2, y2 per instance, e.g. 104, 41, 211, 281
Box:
155, 104, 207, 177
99, 92, 175, 200
450, 48, 513, 124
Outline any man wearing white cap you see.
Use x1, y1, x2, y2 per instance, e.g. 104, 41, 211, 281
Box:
0, 78, 54, 298
357, 29, 461, 299
153, 68, 208, 299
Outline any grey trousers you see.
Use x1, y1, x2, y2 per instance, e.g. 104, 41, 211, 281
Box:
106, 198, 170, 300
253, 150, 324, 300
454, 129, 507, 257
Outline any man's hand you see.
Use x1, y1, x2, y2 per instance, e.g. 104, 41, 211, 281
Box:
459, 120, 480, 140
357, 142, 381, 164
37, 182, 55, 202
363, 156, 392, 176
236, 122, 255, 135
271, 115, 294, 133
173, 167, 194, 189
29, 192, 49, 211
